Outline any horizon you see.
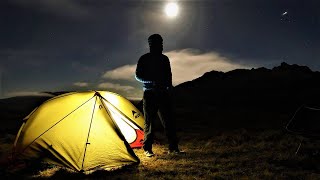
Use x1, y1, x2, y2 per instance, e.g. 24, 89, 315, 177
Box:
1, 0, 319, 99
0, 61, 317, 100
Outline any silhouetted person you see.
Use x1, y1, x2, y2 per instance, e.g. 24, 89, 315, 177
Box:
135, 34, 182, 157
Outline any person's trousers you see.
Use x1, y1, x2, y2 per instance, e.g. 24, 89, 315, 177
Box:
143, 89, 178, 151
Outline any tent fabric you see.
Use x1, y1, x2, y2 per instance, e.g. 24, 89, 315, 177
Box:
13, 91, 144, 172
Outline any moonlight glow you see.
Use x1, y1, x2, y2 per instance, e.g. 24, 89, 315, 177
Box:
165, 2, 179, 18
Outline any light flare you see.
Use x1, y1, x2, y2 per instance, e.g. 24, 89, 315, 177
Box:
165, 2, 179, 18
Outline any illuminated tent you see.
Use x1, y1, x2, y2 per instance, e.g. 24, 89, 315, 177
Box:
13, 91, 144, 172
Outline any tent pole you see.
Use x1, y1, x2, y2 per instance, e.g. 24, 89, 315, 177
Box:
295, 139, 303, 155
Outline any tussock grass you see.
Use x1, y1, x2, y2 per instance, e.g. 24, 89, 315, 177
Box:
1, 129, 320, 179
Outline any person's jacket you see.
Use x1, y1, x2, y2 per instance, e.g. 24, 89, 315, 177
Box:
135, 52, 172, 90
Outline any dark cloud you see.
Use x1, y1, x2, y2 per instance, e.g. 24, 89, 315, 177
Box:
9, 0, 90, 19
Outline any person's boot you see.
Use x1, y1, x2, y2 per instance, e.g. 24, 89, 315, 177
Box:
168, 149, 186, 155
144, 150, 155, 157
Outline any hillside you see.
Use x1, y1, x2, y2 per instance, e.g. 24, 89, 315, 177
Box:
0, 95, 53, 134
172, 62, 320, 131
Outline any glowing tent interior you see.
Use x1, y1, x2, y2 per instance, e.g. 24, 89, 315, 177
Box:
12, 91, 144, 172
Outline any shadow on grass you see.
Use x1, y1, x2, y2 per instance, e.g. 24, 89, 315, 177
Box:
269, 147, 320, 172
2, 159, 140, 179
271, 158, 320, 171
49, 164, 140, 179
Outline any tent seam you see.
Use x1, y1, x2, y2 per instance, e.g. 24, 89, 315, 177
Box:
81, 96, 97, 171
18, 95, 96, 157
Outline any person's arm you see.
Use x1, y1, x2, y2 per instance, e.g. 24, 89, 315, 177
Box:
164, 56, 173, 88
135, 75, 154, 84
135, 56, 154, 84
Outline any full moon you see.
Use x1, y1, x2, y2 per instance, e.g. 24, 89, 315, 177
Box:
165, 2, 179, 18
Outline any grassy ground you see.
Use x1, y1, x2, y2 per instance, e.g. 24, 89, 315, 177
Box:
1, 129, 320, 179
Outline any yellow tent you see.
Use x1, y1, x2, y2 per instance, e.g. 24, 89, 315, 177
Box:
13, 91, 144, 172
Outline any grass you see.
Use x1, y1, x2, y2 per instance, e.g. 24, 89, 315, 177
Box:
1, 129, 320, 179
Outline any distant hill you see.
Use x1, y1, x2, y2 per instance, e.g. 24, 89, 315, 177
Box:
0, 95, 53, 134
172, 62, 320, 130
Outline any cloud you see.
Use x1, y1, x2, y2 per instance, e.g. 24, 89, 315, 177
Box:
4, 91, 54, 98
166, 49, 250, 85
73, 82, 89, 87
101, 48, 251, 85
102, 65, 136, 81
97, 82, 135, 92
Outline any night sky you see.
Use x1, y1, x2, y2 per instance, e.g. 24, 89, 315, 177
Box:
0, 0, 319, 99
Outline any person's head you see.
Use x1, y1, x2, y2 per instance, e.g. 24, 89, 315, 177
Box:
148, 34, 163, 54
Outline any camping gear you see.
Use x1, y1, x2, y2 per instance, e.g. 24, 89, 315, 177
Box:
286, 105, 320, 138
12, 91, 144, 172
286, 104, 320, 154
